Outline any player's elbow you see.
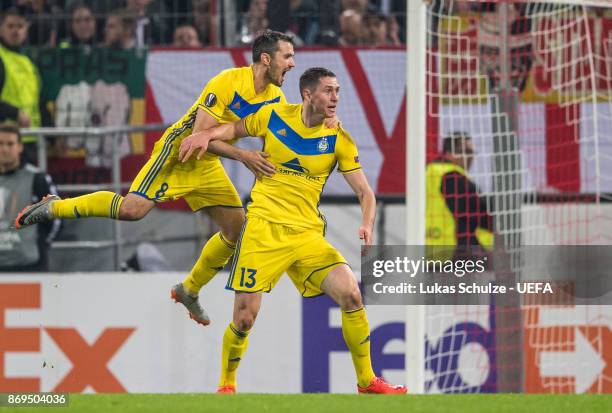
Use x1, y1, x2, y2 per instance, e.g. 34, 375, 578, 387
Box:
354, 182, 374, 201
364, 187, 376, 204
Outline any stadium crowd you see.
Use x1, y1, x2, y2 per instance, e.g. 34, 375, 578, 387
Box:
0, 0, 407, 164
2, 0, 406, 48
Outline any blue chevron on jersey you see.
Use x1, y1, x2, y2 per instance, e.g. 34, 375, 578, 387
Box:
267, 110, 337, 155
228, 92, 281, 119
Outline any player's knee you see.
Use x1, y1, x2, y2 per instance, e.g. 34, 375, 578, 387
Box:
222, 227, 242, 244
221, 216, 245, 243
119, 205, 147, 220
340, 287, 363, 311
119, 198, 150, 221
234, 313, 256, 332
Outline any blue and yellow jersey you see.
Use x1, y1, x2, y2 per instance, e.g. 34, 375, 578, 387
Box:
161, 65, 287, 162
243, 103, 361, 232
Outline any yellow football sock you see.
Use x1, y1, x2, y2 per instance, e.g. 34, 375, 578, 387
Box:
182, 232, 236, 295
342, 307, 376, 388
50, 191, 123, 219
219, 321, 249, 387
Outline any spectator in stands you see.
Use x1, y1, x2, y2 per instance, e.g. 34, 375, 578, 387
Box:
386, 15, 401, 45
338, 9, 362, 46
341, 0, 368, 14
425, 132, 494, 258
317, 0, 340, 45
289, 0, 319, 45
363, 6, 387, 45
103, 10, 136, 49
0, 124, 60, 272
173, 24, 201, 47
241, 0, 306, 47
191, 0, 217, 46
0, 7, 46, 162
58, 3, 97, 49
17, 0, 61, 47
125, 0, 168, 47
362, 6, 401, 46
428, 0, 467, 47
238, 0, 269, 45
369, 0, 406, 43
62, 0, 121, 35
475, 2, 534, 92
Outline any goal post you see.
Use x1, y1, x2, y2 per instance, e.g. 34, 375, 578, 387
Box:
406, 0, 612, 394
405, 0, 428, 395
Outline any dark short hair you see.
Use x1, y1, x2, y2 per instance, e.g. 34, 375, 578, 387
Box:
0, 123, 21, 143
70, 2, 93, 16
0, 7, 28, 25
252, 30, 294, 63
299, 67, 336, 98
364, 4, 386, 22
442, 131, 472, 154
109, 9, 136, 30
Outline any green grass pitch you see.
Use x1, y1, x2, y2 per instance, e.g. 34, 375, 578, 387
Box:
9, 393, 612, 413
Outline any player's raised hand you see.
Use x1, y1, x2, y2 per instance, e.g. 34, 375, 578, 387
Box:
359, 225, 373, 246
324, 115, 341, 129
179, 131, 211, 162
241, 150, 276, 180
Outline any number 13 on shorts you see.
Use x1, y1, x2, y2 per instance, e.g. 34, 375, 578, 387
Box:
239, 267, 257, 288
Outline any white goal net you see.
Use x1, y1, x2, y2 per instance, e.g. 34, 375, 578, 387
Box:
407, 0, 612, 394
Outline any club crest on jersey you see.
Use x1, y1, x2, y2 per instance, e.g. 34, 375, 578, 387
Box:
317, 137, 329, 153
277, 128, 287, 137
205, 93, 217, 107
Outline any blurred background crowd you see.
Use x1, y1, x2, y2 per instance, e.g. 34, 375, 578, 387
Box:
0, 0, 408, 272
2, 0, 406, 49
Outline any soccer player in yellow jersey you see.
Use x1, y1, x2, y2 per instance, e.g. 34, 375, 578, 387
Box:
179, 67, 408, 394
14, 31, 295, 326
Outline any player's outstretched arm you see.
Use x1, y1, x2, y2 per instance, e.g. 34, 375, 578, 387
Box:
176, 107, 219, 162
193, 107, 221, 132
207, 142, 276, 179
343, 170, 376, 245
179, 119, 249, 162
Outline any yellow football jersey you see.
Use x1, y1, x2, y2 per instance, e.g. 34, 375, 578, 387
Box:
243, 103, 361, 232
161, 65, 287, 161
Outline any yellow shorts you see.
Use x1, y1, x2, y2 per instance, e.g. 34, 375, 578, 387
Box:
129, 135, 242, 211
226, 216, 348, 297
